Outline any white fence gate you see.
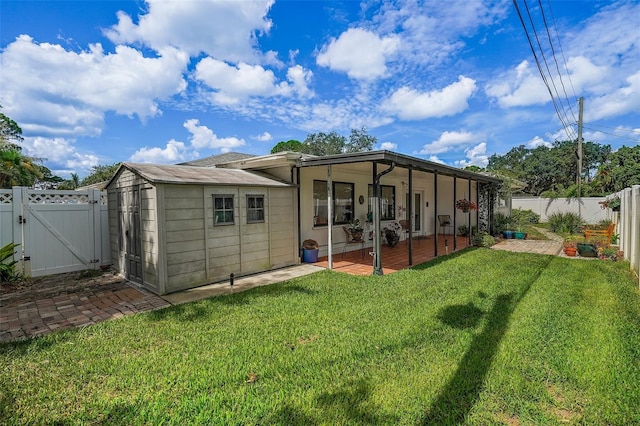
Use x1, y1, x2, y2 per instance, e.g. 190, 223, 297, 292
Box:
0, 187, 110, 277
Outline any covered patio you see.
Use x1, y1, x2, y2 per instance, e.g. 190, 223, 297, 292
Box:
314, 234, 472, 275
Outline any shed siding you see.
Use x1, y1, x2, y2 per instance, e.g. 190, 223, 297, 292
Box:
163, 185, 207, 292
106, 168, 160, 293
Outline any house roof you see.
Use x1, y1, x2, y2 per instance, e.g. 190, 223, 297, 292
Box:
178, 152, 256, 167
106, 163, 295, 188
297, 150, 502, 184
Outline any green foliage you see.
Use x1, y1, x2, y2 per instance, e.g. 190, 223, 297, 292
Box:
457, 224, 477, 237
493, 212, 512, 234
80, 163, 121, 187
0, 148, 44, 188
547, 211, 583, 234
0, 105, 24, 147
270, 139, 305, 154
471, 232, 496, 247
488, 140, 612, 196
0, 242, 20, 282
300, 127, 376, 156
510, 208, 540, 225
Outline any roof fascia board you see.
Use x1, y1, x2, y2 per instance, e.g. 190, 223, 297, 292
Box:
297, 150, 501, 184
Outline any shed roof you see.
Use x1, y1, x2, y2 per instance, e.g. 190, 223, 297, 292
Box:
107, 163, 294, 188
178, 152, 256, 167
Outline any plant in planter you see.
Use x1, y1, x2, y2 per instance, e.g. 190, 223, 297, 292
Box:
383, 222, 401, 247
455, 199, 477, 213
563, 235, 582, 256
513, 225, 527, 240
348, 219, 364, 241
472, 232, 496, 247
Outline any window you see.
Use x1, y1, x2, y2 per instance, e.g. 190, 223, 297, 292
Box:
313, 180, 354, 226
368, 184, 396, 220
213, 195, 234, 225
246, 195, 265, 223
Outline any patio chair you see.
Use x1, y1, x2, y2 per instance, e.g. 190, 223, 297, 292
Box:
342, 226, 365, 258
438, 215, 453, 235
399, 219, 419, 245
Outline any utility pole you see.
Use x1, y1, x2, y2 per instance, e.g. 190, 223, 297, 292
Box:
577, 97, 584, 217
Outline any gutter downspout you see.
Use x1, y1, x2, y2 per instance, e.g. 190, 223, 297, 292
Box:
372, 162, 395, 275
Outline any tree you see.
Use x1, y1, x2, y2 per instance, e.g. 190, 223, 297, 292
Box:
303, 131, 346, 155
270, 139, 306, 154
57, 173, 80, 190
345, 127, 376, 153
80, 163, 121, 187
299, 128, 376, 156
0, 106, 24, 150
0, 148, 43, 188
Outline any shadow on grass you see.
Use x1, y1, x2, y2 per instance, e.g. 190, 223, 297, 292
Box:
267, 379, 398, 425
145, 284, 317, 322
411, 247, 478, 270
421, 254, 551, 424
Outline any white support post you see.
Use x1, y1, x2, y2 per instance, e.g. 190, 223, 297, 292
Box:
327, 165, 333, 270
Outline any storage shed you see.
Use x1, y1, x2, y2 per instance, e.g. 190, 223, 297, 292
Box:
106, 163, 298, 295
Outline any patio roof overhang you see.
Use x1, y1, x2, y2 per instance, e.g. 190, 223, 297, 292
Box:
296, 150, 502, 185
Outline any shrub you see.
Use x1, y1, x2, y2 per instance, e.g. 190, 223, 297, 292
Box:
493, 213, 512, 234
511, 208, 540, 225
472, 232, 496, 247
0, 242, 21, 282
548, 211, 583, 234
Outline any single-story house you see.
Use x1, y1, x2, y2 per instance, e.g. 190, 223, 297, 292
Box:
106, 150, 501, 294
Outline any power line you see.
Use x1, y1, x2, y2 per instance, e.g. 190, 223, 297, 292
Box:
582, 126, 640, 143
513, 0, 577, 141
539, 0, 577, 123
583, 123, 640, 134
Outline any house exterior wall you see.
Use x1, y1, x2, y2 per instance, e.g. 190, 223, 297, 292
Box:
298, 165, 476, 257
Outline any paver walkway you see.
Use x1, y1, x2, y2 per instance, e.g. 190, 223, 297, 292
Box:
491, 226, 564, 256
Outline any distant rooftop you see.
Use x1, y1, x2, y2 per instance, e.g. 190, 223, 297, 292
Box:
178, 152, 256, 167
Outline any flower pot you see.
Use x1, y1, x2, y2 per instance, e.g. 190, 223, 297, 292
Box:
564, 247, 577, 257
502, 230, 513, 239
514, 231, 526, 239
577, 243, 598, 257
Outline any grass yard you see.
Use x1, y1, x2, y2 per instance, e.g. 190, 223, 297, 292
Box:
1, 249, 639, 425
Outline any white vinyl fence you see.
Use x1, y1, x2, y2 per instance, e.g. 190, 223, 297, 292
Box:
617, 185, 640, 287
0, 187, 110, 277
512, 196, 608, 224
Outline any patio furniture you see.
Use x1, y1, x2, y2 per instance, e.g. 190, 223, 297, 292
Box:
438, 215, 453, 235
399, 220, 419, 245
342, 226, 365, 258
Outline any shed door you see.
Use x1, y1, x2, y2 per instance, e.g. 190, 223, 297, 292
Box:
118, 186, 142, 284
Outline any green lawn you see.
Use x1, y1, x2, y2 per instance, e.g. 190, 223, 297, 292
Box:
2, 249, 639, 425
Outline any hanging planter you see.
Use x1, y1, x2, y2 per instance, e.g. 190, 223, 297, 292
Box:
456, 199, 477, 213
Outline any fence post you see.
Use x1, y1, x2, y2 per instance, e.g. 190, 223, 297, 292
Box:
11, 187, 24, 274
631, 186, 640, 286
90, 189, 101, 270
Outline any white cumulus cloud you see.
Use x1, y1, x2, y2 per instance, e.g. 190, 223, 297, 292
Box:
253, 132, 272, 142
316, 28, 400, 80
0, 35, 188, 137
130, 139, 190, 163
379, 141, 398, 150
383, 76, 476, 120
419, 130, 480, 155
455, 142, 489, 168
104, 0, 276, 64
183, 119, 245, 152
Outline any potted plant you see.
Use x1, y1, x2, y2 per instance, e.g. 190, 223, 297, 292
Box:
348, 219, 364, 241
513, 225, 526, 240
383, 223, 400, 247
563, 236, 581, 256
456, 199, 477, 213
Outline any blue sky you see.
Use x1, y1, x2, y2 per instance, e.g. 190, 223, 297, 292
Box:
1, 0, 639, 179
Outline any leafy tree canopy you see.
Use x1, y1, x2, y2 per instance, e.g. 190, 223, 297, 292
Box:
270, 127, 376, 156
80, 163, 121, 187
270, 139, 305, 154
